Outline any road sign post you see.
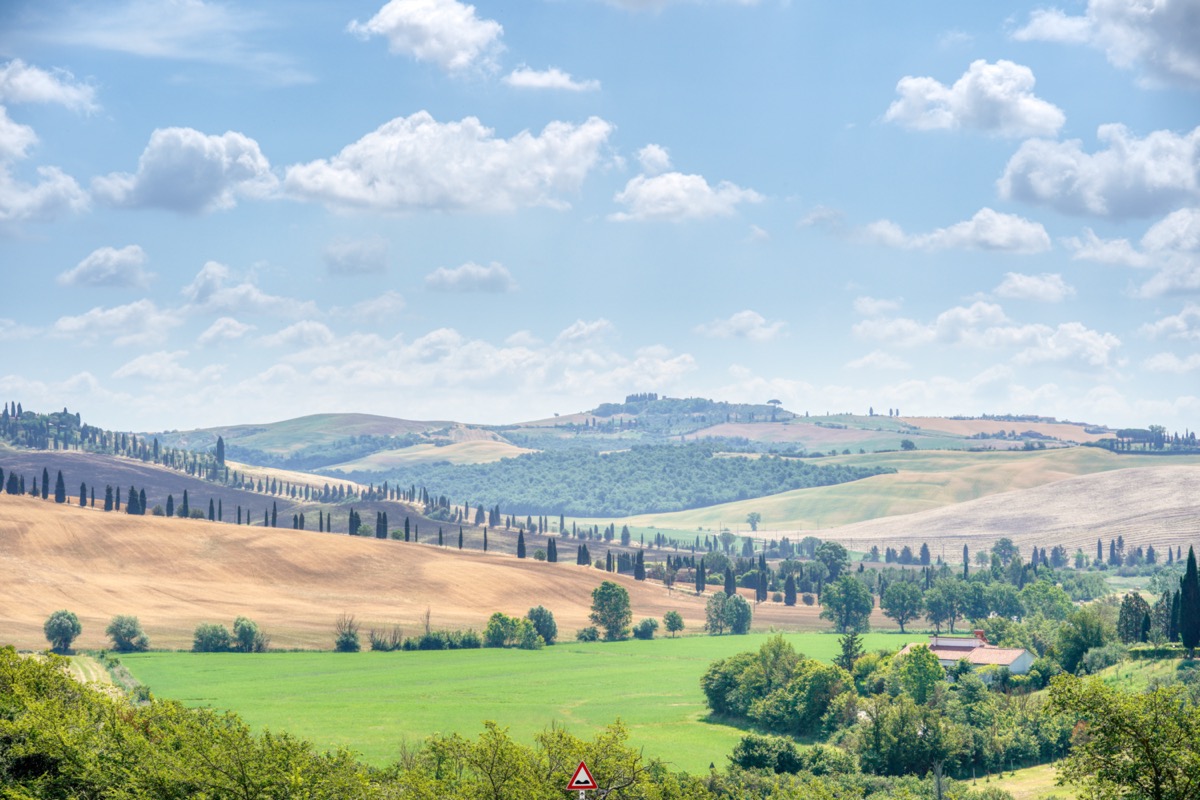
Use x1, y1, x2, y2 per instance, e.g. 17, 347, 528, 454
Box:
567, 761, 598, 797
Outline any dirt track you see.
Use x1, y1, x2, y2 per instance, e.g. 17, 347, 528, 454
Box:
0, 495, 837, 651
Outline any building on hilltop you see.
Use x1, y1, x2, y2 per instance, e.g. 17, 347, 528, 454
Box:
898, 630, 1033, 676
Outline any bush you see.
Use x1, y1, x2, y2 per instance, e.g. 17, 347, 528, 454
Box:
370, 626, 404, 651
576, 626, 600, 642
1079, 643, 1126, 675
802, 594, 815, 606
527, 606, 557, 645
771, 592, 783, 603
632, 618, 659, 640
334, 613, 360, 652
43, 610, 82, 653
192, 623, 231, 652
729, 734, 801, 773
232, 616, 269, 652
106, 615, 150, 652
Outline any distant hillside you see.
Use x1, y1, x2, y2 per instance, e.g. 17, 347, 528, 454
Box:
340, 443, 894, 516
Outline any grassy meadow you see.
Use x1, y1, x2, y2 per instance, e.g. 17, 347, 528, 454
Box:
118, 632, 921, 773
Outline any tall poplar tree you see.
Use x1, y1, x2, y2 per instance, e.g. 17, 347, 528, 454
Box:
1181, 546, 1200, 658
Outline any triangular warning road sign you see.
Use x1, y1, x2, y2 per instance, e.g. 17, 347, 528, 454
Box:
568, 761, 598, 790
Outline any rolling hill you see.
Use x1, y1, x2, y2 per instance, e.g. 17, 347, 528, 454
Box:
0, 493, 843, 651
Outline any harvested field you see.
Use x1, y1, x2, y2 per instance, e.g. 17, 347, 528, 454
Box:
899, 416, 1110, 443
0, 495, 845, 651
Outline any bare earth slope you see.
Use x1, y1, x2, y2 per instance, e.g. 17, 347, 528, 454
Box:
821, 465, 1200, 555
0, 495, 832, 651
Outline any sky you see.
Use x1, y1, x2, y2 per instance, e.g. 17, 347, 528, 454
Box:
0, 0, 1198, 433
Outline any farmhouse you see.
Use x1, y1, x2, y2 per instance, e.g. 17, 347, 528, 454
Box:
898, 630, 1033, 675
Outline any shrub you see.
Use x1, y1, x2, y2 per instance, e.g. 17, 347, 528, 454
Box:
485, 612, 519, 648
43, 610, 82, 653
232, 616, 269, 653
771, 592, 783, 603
106, 615, 150, 652
526, 606, 557, 645
632, 618, 659, 640
370, 626, 404, 651
1079, 643, 1126, 675
576, 626, 600, 642
334, 613, 360, 652
729, 734, 800, 773
192, 623, 231, 652
456, 629, 482, 649
802, 594, 815, 606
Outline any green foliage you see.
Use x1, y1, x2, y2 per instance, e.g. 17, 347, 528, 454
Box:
1049, 674, 1200, 800
1056, 606, 1113, 674
632, 618, 659, 640
106, 615, 150, 652
663, 610, 684, 637
896, 645, 943, 704
484, 612, 544, 649
232, 616, 270, 653
590, 581, 632, 641
334, 613, 361, 653
193, 622, 232, 652
0, 646, 380, 798
371, 443, 893, 516
1182, 546, 1200, 656
526, 606, 557, 646
881, 581, 923, 633
819, 576, 873, 634
575, 626, 600, 642
42, 610, 81, 653
704, 593, 753, 635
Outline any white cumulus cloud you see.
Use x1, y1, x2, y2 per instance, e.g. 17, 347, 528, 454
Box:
113, 350, 222, 383
610, 171, 762, 222
285, 112, 613, 213
1145, 352, 1200, 373
182, 262, 319, 318
998, 124, 1200, 219
57, 245, 152, 288
93, 127, 277, 213
348, 0, 503, 73
504, 66, 599, 91
0, 59, 98, 112
1140, 304, 1200, 340
863, 208, 1051, 253
425, 261, 516, 292
694, 310, 786, 342
198, 317, 256, 346
1066, 208, 1200, 296
1014, 0, 1200, 88
636, 144, 672, 175
53, 299, 180, 346
994, 272, 1076, 302
884, 59, 1065, 137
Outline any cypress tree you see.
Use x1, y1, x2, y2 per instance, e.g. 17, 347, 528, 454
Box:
695, 559, 706, 593
458, 526, 463, 549
208, 498, 215, 521
634, 549, 645, 580
218, 499, 222, 521
724, 567, 735, 597
483, 527, 488, 551
167, 495, 175, 517
180, 490, 188, 517
271, 502, 277, 528
78, 482, 86, 507
517, 531, 526, 558
215, 435, 225, 466
89, 487, 94, 507
41, 467, 49, 499
404, 517, 410, 542
1181, 546, 1200, 657
138, 489, 146, 514
784, 573, 797, 606
606, 550, 613, 572
548, 537, 557, 563
54, 470, 65, 503
104, 485, 113, 511
237, 505, 242, 525
438, 527, 443, 546
1171, 590, 1182, 642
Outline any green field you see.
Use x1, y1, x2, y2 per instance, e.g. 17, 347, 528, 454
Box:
119, 632, 920, 773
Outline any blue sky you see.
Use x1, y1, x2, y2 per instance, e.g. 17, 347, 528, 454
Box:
0, 0, 1198, 432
